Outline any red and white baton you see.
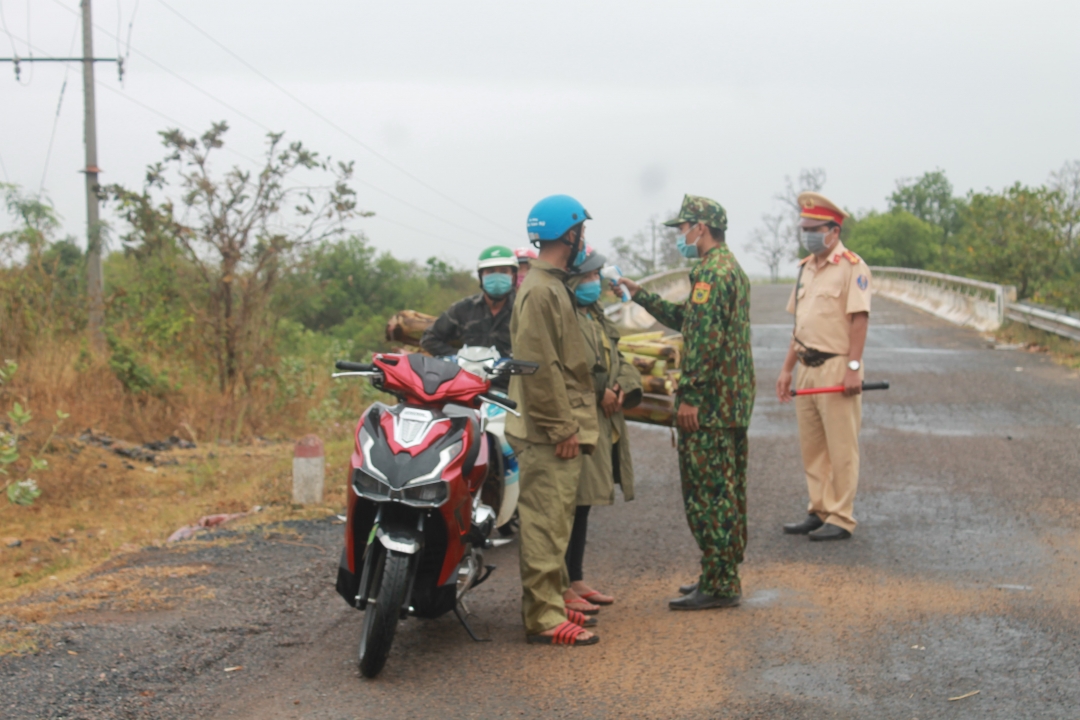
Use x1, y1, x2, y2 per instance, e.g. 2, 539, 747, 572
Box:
790, 381, 890, 397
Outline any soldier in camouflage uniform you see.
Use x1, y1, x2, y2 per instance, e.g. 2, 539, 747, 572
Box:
617, 194, 756, 610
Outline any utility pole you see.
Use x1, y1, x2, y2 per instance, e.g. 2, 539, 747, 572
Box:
0, 1, 120, 354
81, 0, 105, 353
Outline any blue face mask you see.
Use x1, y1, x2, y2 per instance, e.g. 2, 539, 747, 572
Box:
481, 272, 513, 298
571, 245, 588, 268
676, 232, 699, 259
574, 279, 602, 305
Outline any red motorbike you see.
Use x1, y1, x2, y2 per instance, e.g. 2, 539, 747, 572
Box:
333, 352, 536, 678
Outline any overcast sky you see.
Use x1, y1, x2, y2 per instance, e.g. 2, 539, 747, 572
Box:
2, 0, 1078, 277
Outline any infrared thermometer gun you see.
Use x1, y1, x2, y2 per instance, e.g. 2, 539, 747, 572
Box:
600, 265, 631, 302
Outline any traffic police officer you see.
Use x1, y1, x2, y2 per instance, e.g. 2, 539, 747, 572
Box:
775, 192, 871, 541
507, 195, 601, 645
618, 194, 756, 610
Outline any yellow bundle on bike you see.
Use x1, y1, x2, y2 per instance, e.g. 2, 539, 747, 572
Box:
623, 352, 658, 375
623, 393, 675, 425
385, 310, 436, 344
641, 376, 674, 395
619, 330, 665, 344
619, 340, 680, 365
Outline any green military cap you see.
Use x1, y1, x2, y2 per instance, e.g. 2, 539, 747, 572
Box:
663, 194, 728, 231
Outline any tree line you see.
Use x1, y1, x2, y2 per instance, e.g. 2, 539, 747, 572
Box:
2, 122, 1078, 441
744, 164, 1080, 311
0, 123, 474, 440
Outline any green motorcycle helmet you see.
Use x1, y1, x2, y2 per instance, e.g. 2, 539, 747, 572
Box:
477, 245, 519, 273
476, 245, 518, 299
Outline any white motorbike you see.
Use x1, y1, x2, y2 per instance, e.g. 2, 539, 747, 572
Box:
452, 346, 520, 532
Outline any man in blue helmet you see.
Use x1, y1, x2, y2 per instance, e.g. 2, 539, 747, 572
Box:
506, 195, 601, 646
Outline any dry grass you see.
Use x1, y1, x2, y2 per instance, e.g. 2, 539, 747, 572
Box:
4, 336, 372, 443
0, 434, 356, 608
0, 336, 376, 655
996, 320, 1080, 371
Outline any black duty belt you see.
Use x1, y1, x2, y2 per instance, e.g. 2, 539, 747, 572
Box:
797, 348, 837, 367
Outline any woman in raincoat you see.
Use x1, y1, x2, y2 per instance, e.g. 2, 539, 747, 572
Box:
563, 247, 643, 612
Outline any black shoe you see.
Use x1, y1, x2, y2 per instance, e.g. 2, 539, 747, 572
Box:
678, 582, 697, 596
808, 523, 851, 541
668, 589, 741, 611
783, 515, 825, 535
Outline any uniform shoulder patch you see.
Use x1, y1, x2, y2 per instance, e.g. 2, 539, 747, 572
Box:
857, 274, 869, 291
691, 281, 712, 304
843, 250, 860, 264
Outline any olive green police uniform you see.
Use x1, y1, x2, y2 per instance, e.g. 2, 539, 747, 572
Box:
506, 258, 599, 635
633, 195, 756, 598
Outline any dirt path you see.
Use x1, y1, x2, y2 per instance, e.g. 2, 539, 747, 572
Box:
4, 286, 1080, 719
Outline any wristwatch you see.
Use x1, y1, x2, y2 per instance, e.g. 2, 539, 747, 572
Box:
847, 359, 861, 371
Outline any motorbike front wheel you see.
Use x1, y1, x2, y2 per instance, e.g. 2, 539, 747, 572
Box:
358, 547, 411, 678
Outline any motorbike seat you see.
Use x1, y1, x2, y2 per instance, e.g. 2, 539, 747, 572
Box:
408, 354, 463, 396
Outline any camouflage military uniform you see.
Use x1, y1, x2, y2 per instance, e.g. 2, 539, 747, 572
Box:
633, 195, 755, 598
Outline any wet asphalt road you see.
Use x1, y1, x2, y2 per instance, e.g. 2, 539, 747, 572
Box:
5, 285, 1080, 719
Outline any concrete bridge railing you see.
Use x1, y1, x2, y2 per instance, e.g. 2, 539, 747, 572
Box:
869, 267, 1016, 333
1005, 302, 1080, 343
604, 264, 1079, 343
604, 268, 690, 332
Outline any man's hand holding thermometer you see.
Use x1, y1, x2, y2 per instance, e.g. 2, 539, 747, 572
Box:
600, 265, 633, 302
612, 273, 641, 301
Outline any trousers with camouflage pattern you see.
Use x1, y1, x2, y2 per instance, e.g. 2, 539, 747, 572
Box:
677, 427, 748, 598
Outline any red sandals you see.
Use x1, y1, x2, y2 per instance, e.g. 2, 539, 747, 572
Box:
526, 621, 599, 646
579, 589, 614, 605
565, 609, 598, 628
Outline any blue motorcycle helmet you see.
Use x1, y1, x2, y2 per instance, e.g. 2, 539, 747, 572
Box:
526, 194, 592, 267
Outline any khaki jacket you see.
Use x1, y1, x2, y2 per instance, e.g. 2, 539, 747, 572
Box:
572, 302, 642, 505
506, 259, 599, 449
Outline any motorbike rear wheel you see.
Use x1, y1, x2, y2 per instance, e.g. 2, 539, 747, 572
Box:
358, 547, 411, 679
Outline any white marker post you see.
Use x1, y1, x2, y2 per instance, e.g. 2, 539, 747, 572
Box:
292, 434, 325, 505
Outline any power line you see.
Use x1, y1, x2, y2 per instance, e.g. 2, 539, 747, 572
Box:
0, 0, 29, 84
45, 0, 504, 249
47, 0, 275, 134
3, 27, 262, 174
369, 214, 478, 248
91, 83, 478, 250
93, 81, 265, 168
38, 17, 80, 195
7, 29, 476, 252
154, 0, 519, 238
4, 24, 484, 255
350, 176, 492, 248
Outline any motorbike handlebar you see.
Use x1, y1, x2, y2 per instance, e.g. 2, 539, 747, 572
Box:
479, 392, 517, 410
335, 360, 375, 372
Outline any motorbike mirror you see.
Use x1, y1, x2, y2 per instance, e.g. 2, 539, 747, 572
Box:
495, 359, 539, 375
